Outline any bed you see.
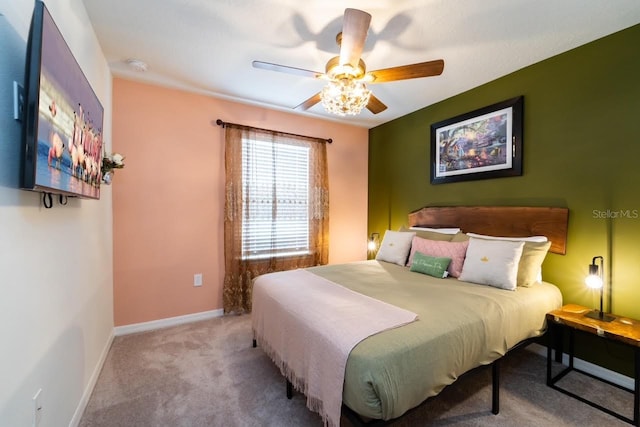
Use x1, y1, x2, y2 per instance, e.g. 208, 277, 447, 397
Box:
251, 206, 569, 426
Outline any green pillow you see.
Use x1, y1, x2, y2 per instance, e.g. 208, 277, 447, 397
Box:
410, 252, 452, 278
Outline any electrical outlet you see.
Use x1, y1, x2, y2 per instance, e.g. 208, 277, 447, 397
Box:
194, 273, 203, 287
32, 388, 42, 427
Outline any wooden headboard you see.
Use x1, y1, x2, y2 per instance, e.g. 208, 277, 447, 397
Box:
408, 206, 569, 255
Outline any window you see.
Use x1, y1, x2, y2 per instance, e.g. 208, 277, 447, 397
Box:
241, 137, 310, 259
222, 122, 329, 313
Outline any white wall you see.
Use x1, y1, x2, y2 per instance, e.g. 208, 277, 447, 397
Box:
0, 1, 113, 426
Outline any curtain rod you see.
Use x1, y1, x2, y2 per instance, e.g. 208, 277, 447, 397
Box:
215, 119, 332, 144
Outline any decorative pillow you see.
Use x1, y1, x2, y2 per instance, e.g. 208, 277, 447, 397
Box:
450, 231, 469, 242
410, 252, 451, 278
375, 230, 415, 266
458, 238, 525, 291
399, 225, 454, 242
409, 226, 461, 234
455, 233, 551, 287
517, 241, 552, 287
466, 232, 548, 243
406, 236, 469, 278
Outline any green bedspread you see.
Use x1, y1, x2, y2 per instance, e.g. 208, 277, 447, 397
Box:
306, 260, 563, 420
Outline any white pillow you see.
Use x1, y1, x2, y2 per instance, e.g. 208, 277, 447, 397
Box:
465, 232, 548, 242
458, 238, 525, 291
409, 227, 461, 235
467, 233, 549, 286
375, 230, 415, 266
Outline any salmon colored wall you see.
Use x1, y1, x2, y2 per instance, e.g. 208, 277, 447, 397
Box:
112, 78, 369, 326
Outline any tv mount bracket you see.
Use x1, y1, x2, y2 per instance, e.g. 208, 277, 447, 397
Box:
13, 81, 24, 122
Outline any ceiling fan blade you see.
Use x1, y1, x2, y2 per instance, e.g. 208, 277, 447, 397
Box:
366, 94, 387, 114
339, 8, 371, 68
368, 60, 445, 83
252, 61, 324, 79
294, 93, 322, 111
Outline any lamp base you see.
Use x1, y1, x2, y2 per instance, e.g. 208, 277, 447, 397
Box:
584, 310, 616, 322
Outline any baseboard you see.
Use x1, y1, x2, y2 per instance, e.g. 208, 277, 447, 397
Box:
114, 309, 225, 336
68, 328, 115, 427
526, 343, 634, 390
68, 309, 224, 426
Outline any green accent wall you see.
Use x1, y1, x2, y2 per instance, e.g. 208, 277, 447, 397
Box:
369, 25, 640, 374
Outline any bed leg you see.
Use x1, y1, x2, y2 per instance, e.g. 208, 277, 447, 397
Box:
286, 379, 293, 399
492, 359, 500, 414
252, 339, 256, 348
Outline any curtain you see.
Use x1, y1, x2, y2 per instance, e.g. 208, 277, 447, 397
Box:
223, 124, 329, 313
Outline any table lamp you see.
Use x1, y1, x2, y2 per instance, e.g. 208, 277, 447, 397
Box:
584, 256, 615, 322
367, 232, 380, 259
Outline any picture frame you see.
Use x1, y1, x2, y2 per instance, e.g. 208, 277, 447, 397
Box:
430, 96, 523, 185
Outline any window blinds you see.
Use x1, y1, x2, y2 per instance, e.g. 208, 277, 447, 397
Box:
241, 138, 311, 259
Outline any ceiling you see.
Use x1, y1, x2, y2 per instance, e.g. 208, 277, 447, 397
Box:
82, 0, 640, 129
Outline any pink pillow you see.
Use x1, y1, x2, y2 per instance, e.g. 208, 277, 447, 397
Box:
407, 237, 469, 278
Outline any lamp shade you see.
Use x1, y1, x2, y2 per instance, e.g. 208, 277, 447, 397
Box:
585, 263, 602, 289
584, 255, 614, 322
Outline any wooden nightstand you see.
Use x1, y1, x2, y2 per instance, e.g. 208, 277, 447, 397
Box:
546, 304, 640, 426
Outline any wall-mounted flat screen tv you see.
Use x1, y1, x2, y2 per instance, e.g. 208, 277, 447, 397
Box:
22, 0, 104, 199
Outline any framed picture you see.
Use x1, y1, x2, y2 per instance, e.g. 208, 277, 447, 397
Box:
430, 96, 523, 185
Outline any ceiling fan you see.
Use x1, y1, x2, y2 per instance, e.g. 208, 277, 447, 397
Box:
252, 8, 445, 116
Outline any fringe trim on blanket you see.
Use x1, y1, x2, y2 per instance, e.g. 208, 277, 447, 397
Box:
255, 333, 336, 427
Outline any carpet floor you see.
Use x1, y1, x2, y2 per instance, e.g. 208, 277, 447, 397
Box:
79, 314, 633, 426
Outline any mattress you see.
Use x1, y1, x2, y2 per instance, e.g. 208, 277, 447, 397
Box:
256, 259, 563, 421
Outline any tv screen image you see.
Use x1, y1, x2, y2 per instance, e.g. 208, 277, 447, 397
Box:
22, 0, 104, 199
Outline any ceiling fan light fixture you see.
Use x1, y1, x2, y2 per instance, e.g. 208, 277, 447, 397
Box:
320, 78, 371, 116
252, 8, 444, 116
325, 56, 366, 80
